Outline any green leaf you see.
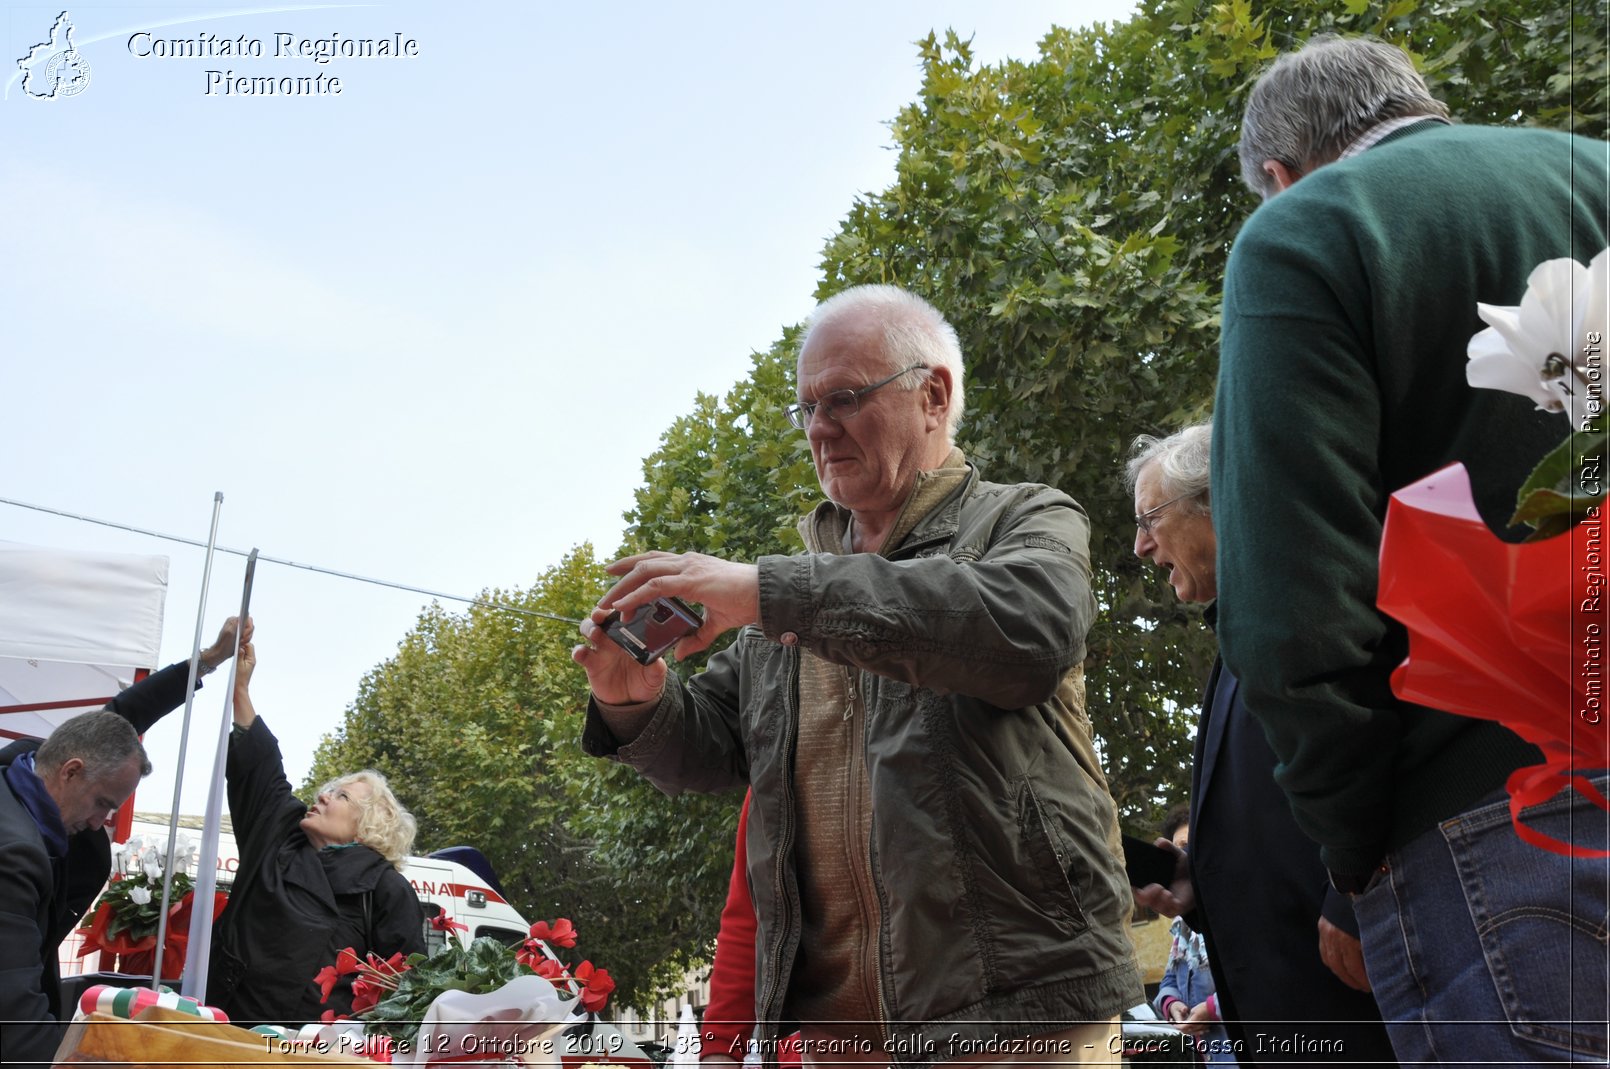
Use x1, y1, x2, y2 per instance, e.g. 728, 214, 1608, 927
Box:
1510, 425, 1608, 531
1382, 0, 1419, 23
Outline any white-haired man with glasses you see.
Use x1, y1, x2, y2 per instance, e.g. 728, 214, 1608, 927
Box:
1126, 423, 1395, 1065
576, 284, 1140, 1067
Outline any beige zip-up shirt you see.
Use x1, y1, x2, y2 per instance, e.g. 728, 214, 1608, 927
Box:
785, 450, 970, 1040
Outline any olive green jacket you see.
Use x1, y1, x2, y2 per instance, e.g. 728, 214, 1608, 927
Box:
584, 463, 1141, 1065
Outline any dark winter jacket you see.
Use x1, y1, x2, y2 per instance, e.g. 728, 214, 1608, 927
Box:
207, 717, 422, 1026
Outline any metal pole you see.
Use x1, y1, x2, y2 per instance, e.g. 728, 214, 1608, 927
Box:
150, 493, 223, 990
181, 549, 255, 999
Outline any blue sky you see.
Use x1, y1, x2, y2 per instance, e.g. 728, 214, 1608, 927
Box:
1, 0, 1139, 816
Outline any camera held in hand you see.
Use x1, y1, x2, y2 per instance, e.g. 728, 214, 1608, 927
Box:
600, 597, 704, 665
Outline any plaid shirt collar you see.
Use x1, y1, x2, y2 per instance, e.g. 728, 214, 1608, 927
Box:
1339, 115, 1451, 160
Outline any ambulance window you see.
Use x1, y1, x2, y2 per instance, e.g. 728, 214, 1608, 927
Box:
476, 925, 525, 948
421, 903, 449, 954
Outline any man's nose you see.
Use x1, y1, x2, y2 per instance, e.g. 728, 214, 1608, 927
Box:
1134, 527, 1154, 558
805, 410, 840, 442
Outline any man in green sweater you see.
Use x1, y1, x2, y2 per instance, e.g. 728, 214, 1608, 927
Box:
1211, 34, 1608, 1063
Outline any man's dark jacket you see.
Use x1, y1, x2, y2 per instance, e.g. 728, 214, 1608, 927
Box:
0, 662, 198, 1066
1187, 651, 1396, 1064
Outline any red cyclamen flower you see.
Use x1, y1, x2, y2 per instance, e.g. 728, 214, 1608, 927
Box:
350, 977, 383, 1015
528, 918, 577, 948
573, 961, 615, 1014
533, 957, 569, 983
362, 950, 409, 980
313, 964, 340, 1003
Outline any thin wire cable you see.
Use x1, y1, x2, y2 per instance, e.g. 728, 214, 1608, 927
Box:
0, 495, 586, 626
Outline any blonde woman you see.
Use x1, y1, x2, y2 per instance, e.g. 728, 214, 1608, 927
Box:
207, 638, 423, 1025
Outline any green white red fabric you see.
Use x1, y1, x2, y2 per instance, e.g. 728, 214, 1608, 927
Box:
77, 983, 228, 1021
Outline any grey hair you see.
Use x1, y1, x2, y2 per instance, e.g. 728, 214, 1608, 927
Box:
801, 284, 967, 439
1239, 34, 1449, 198
36, 711, 152, 779
1125, 422, 1212, 515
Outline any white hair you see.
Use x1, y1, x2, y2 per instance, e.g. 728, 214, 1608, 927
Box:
801, 284, 967, 439
1125, 422, 1212, 515
316, 769, 417, 870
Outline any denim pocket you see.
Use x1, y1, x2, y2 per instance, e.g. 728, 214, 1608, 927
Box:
1441, 780, 1609, 1056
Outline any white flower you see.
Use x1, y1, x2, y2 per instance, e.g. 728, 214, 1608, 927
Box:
118, 835, 151, 877
175, 833, 198, 873
116, 835, 146, 872
142, 854, 163, 881
128, 886, 151, 905
1467, 248, 1609, 430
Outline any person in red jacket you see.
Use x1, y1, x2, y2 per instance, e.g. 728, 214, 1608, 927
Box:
700, 791, 798, 1068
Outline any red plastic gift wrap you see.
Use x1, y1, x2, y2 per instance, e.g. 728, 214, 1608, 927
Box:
76, 900, 158, 959
75, 889, 229, 979
1378, 463, 1609, 857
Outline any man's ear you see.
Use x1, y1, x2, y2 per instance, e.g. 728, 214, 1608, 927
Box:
1262, 159, 1302, 195
923, 365, 954, 429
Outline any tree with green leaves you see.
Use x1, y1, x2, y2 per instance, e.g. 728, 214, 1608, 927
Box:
318, 0, 1600, 1007
628, 0, 1602, 828
307, 548, 741, 1007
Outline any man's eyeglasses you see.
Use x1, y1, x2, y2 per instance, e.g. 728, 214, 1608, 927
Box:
786, 364, 928, 430
1135, 492, 1194, 535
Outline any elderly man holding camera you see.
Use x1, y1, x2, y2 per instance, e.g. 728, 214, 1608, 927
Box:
576, 284, 1139, 1067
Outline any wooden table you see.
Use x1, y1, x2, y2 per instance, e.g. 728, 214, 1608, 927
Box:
53, 1006, 376, 1067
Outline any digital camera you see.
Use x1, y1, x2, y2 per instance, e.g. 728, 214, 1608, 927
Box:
601, 596, 704, 665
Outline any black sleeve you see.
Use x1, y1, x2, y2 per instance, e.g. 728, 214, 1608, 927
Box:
57, 833, 113, 939
369, 867, 426, 960
1320, 886, 1362, 937
225, 717, 304, 864
0, 1018, 65, 1068
104, 661, 203, 735
0, 662, 199, 768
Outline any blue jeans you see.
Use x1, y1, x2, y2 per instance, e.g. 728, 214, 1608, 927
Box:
1352, 777, 1609, 1065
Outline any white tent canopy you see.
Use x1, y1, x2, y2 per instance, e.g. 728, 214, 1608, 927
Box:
0, 541, 168, 740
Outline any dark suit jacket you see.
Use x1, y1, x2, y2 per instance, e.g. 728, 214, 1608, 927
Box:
0, 769, 63, 1066
0, 663, 202, 1065
1187, 655, 1397, 1065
